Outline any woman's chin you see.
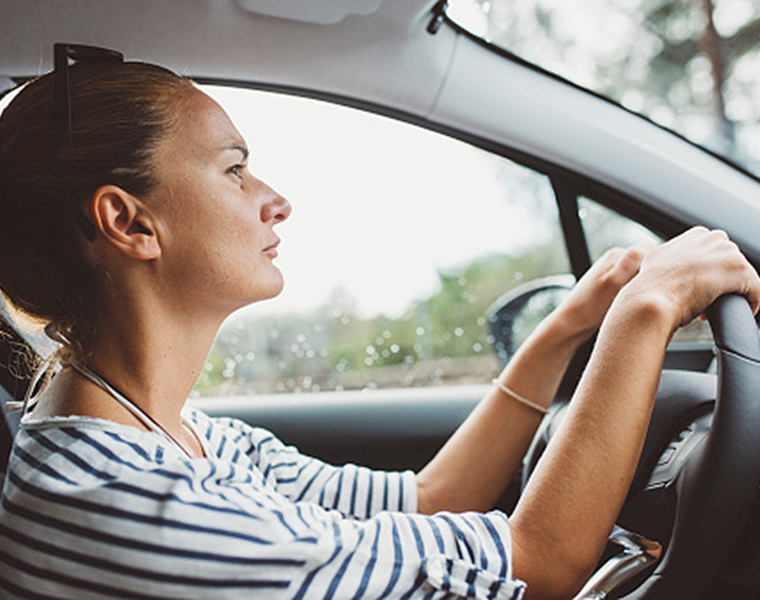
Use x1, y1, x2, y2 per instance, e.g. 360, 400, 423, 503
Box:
252, 277, 285, 304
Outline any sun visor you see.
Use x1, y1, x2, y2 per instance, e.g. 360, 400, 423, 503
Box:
235, 0, 384, 24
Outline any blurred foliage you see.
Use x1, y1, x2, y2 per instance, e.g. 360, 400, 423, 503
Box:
195, 237, 569, 396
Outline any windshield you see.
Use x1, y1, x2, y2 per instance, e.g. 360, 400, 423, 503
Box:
448, 0, 760, 178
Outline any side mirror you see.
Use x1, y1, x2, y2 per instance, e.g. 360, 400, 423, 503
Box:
486, 275, 575, 366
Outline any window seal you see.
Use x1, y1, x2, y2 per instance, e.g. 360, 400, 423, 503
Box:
552, 179, 591, 279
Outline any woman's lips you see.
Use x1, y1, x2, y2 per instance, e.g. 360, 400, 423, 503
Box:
263, 239, 280, 258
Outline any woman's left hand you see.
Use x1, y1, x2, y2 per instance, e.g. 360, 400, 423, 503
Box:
556, 240, 656, 341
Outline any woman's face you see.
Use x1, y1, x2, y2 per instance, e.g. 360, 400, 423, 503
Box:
148, 88, 291, 314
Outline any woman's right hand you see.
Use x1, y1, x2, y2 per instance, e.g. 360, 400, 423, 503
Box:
624, 226, 760, 330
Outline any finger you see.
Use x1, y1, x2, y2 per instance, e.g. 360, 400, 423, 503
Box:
609, 243, 652, 283
743, 267, 760, 315
720, 238, 760, 315
622, 241, 655, 272
720, 238, 760, 314
597, 246, 625, 267
631, 239, 658, 255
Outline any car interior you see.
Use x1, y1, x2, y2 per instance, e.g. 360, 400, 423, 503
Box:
2, 0, 760, 598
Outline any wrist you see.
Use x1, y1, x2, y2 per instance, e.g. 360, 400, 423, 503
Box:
607, 281, 682, 336
510, 308, 590, 373
542, 303, 596, 348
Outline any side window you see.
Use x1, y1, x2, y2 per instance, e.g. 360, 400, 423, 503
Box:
579, 196, 711, 346
194, 87, 570, 396
578, 196, 661, 260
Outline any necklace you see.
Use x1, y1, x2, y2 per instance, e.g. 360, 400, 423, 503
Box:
70, 362, 201, 459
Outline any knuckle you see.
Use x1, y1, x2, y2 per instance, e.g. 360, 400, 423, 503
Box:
602, 247, 625, 262
615, 247, 646, 274
623, 245, 644, 262
708, 228, 730, 243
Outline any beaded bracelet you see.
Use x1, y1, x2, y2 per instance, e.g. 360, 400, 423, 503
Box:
492, 379, 549, 416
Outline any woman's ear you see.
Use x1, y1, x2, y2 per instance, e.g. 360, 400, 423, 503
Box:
90, 185, 161, 260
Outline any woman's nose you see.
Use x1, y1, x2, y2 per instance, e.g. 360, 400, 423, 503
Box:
261, 190, 292, 225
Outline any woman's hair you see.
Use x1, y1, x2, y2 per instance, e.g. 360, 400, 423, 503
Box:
0, 60, 194, 360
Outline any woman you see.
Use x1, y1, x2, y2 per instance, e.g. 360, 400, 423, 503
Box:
0, 45, 758, 599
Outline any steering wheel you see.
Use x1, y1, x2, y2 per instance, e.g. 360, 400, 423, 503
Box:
620, 293, 760, 597
524, 294, 760, 598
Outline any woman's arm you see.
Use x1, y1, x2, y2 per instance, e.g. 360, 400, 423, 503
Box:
509, 227, 760, 599
416, 243, 653, 514
510, 288, 674, 598
417, 227, 760, 598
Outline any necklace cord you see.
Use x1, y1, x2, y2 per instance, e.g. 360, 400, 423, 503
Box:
69, 362, 197, 459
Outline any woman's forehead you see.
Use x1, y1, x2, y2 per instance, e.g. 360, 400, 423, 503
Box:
171, 89, 246, 156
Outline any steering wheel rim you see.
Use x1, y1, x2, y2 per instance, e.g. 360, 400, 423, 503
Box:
622, 294, 760, 599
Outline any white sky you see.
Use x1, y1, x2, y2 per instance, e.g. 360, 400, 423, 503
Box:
205, 86, 540, 319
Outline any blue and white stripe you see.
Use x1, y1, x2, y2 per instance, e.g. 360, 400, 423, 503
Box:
0, 409, 525, 598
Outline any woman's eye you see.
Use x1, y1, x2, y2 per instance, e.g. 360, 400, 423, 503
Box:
227, 164, 244, 179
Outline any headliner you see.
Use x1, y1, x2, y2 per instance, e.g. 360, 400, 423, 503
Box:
0, 0, 447, 117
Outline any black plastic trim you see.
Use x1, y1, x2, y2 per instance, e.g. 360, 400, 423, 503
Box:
552, 179, 591, 278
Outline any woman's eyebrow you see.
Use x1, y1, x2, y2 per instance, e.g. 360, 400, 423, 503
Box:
222, 144, 249, 160
215, 142, 248, 160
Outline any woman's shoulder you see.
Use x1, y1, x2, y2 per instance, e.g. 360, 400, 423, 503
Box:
15, 415, 176, 476
184, 406, 290, 456
6, 413, 275, 499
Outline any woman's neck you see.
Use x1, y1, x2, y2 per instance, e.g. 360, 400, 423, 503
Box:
85, 299, 222, 433
33, 291, 223, 458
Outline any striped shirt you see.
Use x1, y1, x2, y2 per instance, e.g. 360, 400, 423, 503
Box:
0, 408, 526, 598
